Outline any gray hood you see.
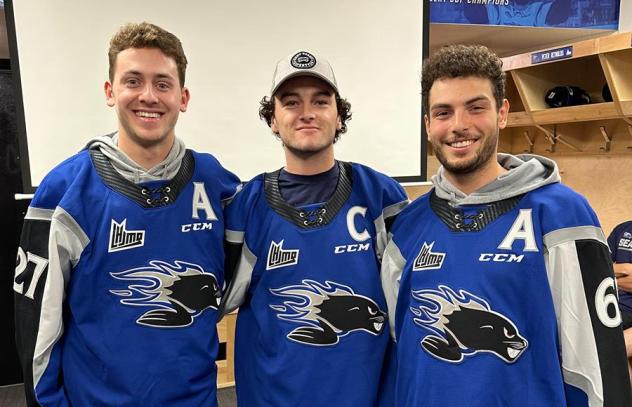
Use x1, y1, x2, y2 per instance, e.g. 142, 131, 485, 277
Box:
87, 133, 185, 184
431, 153, 560, 206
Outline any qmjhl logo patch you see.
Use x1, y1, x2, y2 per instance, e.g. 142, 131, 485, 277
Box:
109, 219, 145, 252
412, 242, 445, 271
267, 240, 299, 270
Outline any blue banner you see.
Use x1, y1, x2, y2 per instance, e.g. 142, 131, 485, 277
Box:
430, 0, 620, 29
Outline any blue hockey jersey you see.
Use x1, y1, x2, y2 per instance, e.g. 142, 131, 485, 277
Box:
381, 154, 631, 407
14, 146, 239, 406
222, 161, 408, 407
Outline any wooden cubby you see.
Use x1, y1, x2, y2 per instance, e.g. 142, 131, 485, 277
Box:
216, 312, 236, 388
501, 31, 632, 153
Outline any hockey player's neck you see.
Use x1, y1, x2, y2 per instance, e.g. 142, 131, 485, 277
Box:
284, 148, 335, 176
445, 161, 507, 196
117, 131, 175, 170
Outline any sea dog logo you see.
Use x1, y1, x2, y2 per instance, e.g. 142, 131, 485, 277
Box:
410, 285, 528, 363
269, 279, 386, 346
412, 242, 445, 271
109, 260, 221, 328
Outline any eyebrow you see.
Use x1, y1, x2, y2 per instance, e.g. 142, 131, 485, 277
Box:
430, 95, 491, 110
278, 91, 299, 99
122, 70, 175, 81
277, 90, 334, 100
464, 95, 491, 105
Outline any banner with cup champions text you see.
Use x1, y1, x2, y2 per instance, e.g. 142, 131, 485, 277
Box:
430, 0, 619, 29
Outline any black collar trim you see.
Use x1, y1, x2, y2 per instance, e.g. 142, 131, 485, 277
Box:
264, 161, 352, 229
89, 149, 195, 208
429, 190, 524, 232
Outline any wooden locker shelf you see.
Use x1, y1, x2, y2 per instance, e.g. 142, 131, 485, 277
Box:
500, 31, 632, 155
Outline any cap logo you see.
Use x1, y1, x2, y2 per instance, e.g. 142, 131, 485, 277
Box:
291, 51, 316, 69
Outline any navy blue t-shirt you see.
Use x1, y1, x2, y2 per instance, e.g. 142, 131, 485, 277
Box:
278, 162, 339, 207
607, 221, 632, 313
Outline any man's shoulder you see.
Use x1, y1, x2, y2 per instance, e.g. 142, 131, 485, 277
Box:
188, 150, 241, 196
348, 161, 400, 186
227, 173, 265, 209
524, 182, 602, 234
527, 181, 585, 202
390, 191, 432, 233
610, 221, 632, 238
526, 182, 592, 215
189, 150, 231, 174
31, 150, 93, 210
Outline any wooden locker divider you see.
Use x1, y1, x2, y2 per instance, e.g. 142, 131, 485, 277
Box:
216, 312, 236, 388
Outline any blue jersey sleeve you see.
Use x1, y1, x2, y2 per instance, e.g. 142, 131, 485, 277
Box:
221, 176, 264, 316
540, 185, 631, 406
15, 155, 92, 407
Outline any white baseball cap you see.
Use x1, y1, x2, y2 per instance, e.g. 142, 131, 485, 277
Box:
270, 50, 338, 96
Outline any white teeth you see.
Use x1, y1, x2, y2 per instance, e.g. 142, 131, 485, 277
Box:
450, 140, 474, 148
374, 322, 383, 331
507, 348, 519, 359
136, 111, 160, 118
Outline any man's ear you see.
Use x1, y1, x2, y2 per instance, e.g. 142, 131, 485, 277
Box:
498, 98, 509, 130
271, 116, 278, 134
180, 87, 191, 112
424, 114, 430, 140
104, 81, 115, 107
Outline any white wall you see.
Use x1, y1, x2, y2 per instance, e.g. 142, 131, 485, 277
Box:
10, 0, 424, 187
619, 0, 632, 31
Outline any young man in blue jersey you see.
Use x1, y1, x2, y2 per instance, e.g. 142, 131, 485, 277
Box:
607, 221, 632, 382
381, 44, 631, 406
221, 51, 409, 406
14, 22, 240, 406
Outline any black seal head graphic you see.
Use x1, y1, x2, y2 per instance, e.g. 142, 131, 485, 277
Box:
110, 260, 221, 328
270, 280, 386, 346
410, 285, 528, 363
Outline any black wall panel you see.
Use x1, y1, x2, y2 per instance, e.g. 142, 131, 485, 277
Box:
0, 66, 26, 386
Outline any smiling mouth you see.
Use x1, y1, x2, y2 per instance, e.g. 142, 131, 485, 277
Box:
448, 139, 476, 148
373, 322, 383, 331
135, 111, 162, 119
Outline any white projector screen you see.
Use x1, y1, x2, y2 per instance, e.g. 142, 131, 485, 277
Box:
8, 0, 425, 190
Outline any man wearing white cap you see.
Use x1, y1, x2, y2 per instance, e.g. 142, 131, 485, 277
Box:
221, 51, 409, 406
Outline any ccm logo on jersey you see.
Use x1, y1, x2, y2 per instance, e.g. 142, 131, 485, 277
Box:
335, 206, 372, 254
267, 240, 299, 270
479, 253, 524, 263
109, 219, 145, 252
182, 182, 217, 233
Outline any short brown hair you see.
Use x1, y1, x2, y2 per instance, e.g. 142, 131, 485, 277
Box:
422, 44, 505, 113
108, 22, 188, 86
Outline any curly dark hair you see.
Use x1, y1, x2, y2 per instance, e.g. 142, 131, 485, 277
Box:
259, 92, 352, 143
422, 44, 505, 114
108, 22, 188, 86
